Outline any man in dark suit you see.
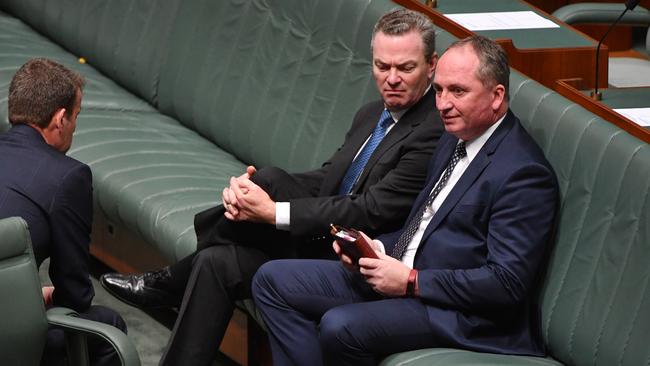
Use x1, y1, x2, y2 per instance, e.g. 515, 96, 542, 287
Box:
0, 58, 126, 365
100, 9, 444, 365
252, 35, 560, 365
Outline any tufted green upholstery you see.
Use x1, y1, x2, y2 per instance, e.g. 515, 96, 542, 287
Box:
512, 72, 650, 366
156, 0, 391, 172
0, 8, 156, 133
0, 217, 141, 365
0, 0, 180, 107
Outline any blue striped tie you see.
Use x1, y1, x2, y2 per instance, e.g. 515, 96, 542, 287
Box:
338, 109, 394, 195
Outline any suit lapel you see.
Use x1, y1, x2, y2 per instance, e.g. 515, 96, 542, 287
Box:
319, 107, 382, 195
419, 111, 515, 243
352, 90, 435, 193
398, 135, 456, 226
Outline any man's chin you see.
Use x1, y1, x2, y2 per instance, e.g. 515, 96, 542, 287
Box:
384, 98, 410, 111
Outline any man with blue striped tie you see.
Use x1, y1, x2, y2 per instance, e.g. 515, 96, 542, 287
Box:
100, 9, 444, 365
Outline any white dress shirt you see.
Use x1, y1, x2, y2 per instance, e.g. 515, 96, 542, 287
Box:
397, 115, 505, 268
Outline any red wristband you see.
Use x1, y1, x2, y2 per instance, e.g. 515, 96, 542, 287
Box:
406, 269, 418, 297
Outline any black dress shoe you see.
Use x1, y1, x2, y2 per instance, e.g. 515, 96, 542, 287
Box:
100, 268, 180, 309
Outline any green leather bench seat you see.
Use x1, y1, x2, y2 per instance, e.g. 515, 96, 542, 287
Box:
381, 72, 650, 365
0, 10, 155, 132
383, 348, 562, 366
0, 0, 402, 266
67, 109, 246, 260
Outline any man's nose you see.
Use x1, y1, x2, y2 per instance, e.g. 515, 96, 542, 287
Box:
436, 91, 452, 110
387, 68, 401, 85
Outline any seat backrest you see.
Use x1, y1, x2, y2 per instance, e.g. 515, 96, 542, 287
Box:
0, 217, 48, 365
0, 0, 182, 107
510, 71, 650, 366
552, 2, 650, 56
155, 0, 398, 171
0, 0, 402, 171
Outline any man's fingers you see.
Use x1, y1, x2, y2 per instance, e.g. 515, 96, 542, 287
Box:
333, 241, 342, 255
358, 257, 380, 269
222, 187, 235, 207
230, 177, 246, 201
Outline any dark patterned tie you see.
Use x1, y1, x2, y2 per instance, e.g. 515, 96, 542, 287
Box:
338, 109, 394, 195
391, 141, 467, 259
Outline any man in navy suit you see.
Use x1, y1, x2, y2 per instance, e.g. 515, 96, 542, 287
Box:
253, 35, 559, 365
0, 58, 126, 365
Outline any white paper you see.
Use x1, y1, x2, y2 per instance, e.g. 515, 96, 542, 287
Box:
614, 107, 650, 127
444, 11, 560, 31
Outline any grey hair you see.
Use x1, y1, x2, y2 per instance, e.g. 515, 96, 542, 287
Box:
371, 8, 436, 62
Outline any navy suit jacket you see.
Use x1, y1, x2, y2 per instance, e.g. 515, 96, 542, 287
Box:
0, 124, 94, 312
380, 110, 559, 356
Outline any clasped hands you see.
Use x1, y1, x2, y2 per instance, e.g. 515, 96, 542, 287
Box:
333, 232, 411, 297
222, 166, 276, 224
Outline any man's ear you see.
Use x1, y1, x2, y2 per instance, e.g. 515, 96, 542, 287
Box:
491, 84, 506, 111
50, 108, 66, 131
427, 53, 438, 79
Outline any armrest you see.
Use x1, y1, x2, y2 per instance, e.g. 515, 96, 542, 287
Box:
552, 3, 650, 26
46, 307, 141, 366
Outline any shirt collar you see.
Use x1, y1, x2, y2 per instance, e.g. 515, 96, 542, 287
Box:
386, 85, 432, 123
462, 113, 506, 162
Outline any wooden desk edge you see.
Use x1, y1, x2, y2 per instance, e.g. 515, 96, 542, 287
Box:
555, 78, 650, 143
393, 0, 608, 89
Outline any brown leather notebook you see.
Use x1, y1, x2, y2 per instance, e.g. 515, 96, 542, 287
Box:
330, 224, 379, 263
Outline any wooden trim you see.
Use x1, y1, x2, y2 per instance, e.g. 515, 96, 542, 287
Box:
392, 0, 609, 89
555, 78, 650, 142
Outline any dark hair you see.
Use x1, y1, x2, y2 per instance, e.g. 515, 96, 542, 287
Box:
447, 35, 509, 99
372, 8, 436, 62
8, 58, 85, 128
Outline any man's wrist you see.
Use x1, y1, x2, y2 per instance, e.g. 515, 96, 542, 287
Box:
406, 268, 418, 297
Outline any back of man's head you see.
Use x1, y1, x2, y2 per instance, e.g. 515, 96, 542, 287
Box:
372, 8, 436, 62
8, 58, 85, 128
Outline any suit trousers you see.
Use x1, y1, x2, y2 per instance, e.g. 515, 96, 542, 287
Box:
160, 245, 270, 366
160, 167, 314, 365
252, 259, 438, 366
165, 166, 313, 296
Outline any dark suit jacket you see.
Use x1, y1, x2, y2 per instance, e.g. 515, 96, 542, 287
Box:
0, 124, 94, 312
196, 90, 443, 256
381, 110, 559, 356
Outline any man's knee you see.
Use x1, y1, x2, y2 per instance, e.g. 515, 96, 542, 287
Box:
83, 305, 127, 333
252, 260, 285, 304
320, 307, 365, 354
193, 245, 234, 273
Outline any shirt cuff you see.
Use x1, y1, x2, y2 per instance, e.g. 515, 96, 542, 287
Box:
375, 239, 386, 255
275, 202, 290, 231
